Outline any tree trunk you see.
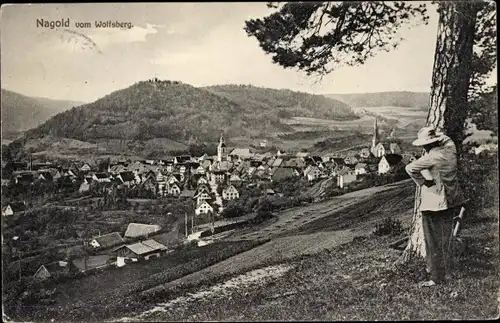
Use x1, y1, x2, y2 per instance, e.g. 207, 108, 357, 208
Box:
401, 2, 478, 262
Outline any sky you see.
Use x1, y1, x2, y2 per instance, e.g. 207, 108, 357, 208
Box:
0, 2, 495, 103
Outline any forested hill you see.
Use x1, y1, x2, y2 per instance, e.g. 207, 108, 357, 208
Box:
1, 89, 83, 137
325, 91, 430, 110
24, 81, 359, 144
204, 84, 358, 120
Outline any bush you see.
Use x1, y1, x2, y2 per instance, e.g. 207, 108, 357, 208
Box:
373, 217, 405, 236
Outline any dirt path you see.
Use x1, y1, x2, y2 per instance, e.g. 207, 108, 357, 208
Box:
117, 264, 293, 322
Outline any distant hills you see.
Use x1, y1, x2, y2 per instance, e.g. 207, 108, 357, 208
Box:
20, 81, 358, 154
5, 83, 435, 158
204, 85, 357, 121
1, 89, 84, 139
324, 91, 430, 110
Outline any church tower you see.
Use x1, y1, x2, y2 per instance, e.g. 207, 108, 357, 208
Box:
371, 116, 378, 151
217, 132, 227, 162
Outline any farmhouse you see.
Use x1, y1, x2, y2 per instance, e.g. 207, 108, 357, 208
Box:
114, 239, 167, 262
89, 232, 124, 249
124, 223, 161, 239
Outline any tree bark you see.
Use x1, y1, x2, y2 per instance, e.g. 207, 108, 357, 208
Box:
401, 2, 478, 262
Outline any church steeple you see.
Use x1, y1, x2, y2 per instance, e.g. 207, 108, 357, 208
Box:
217, 132, 227, 162
371, 116, 378, 149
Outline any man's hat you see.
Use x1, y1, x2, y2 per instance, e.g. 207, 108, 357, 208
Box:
412, 127, 443, 146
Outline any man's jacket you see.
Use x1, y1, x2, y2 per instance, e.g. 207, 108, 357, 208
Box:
405, 136, 465, 211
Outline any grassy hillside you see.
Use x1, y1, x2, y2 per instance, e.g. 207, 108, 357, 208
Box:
205, 84, 359, 121
325, 91, 429, 110
19, 81, 360, 156
1, 89, 83, 138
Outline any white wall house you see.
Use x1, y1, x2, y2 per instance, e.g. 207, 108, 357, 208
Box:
337, 167, 357, 188
222, 185, 240, 200
195, 201, 214, 215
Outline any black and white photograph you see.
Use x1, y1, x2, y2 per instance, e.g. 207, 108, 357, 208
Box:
1, 2, 498, 321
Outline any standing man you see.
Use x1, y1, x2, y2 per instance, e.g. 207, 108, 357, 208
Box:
405, 127, 465, 286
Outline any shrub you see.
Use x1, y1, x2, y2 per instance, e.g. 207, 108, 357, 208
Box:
373, 217, 405, 236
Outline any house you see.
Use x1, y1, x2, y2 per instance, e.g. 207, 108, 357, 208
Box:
168, 183, 181, 196
344, 156, 359, 166
195, 201, 214, 215
373, 142, 400, 158
174, 155, 192, 165
222, 185, 239, 200
195, 183, 211, 195
37, 171, 53, 181
304, 165, 322, 182
167, 173, 183, 185
229, 174, 241, 183
1, 202, 26, 217
195, 165, 206, 174
378, 154, 403, 174
354, 163, 368, 175
211, 170, 226, 183
195, 191, 212, 206
80, 163, 92, 172
271, 167, 296, 182
337, 167, 357, 188
128, 161, 148, 174
124, 223, 161, 239
139, 177, 156, 194
33, 261, 71, 280
110, 164, 127, 174
332, 158, 345, 167
114, 239, 167, 262
62, 168, 78, 178
117, 171, 136, 187
89, 232, 124, 249
93, 173, 111, 183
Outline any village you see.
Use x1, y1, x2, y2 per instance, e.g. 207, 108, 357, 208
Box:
1, 117, 420, 281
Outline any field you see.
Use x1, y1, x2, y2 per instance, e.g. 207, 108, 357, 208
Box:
105, 180, 415, 321
122, 205, 499, 322
6, 239, 267, 322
